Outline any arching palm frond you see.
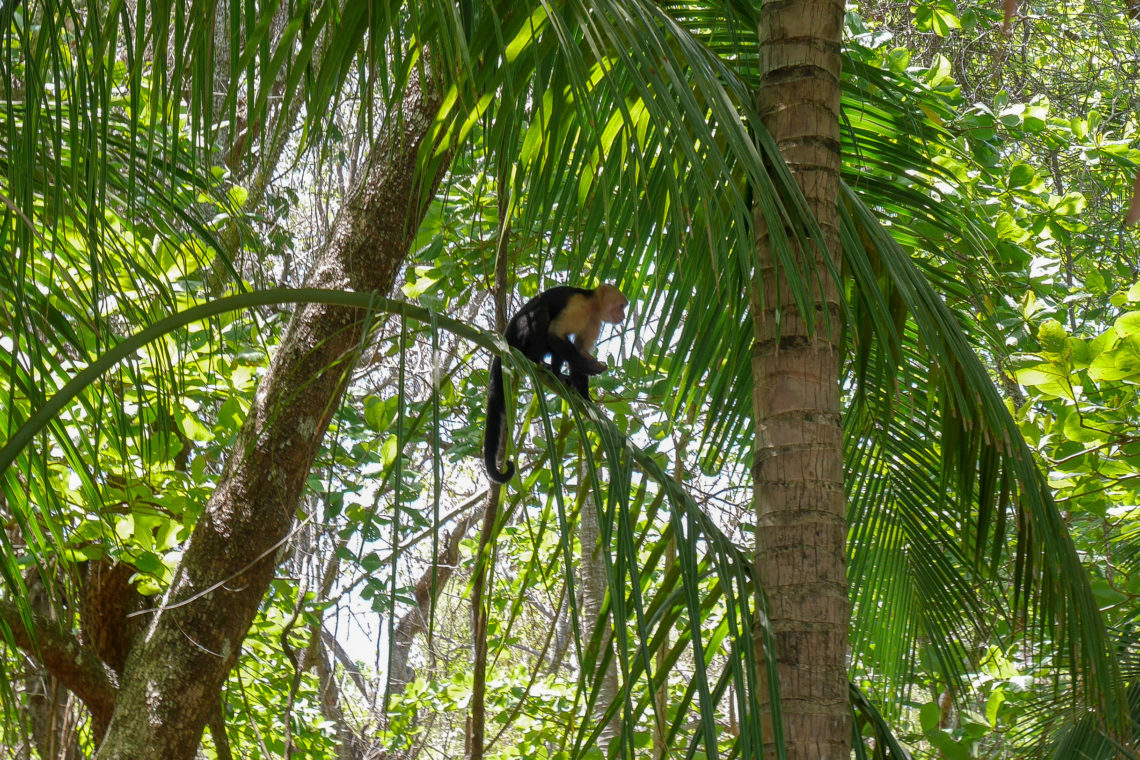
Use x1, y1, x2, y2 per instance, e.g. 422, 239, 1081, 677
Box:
843, 184, 1125, 728
0, 0, 1126, 753
636, 2, 1126, 729
0, 1, 810, 754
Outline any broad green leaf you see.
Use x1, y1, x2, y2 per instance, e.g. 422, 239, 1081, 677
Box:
995, 212, 1029, 243
926, 53, 953, 87
1088, 337, 1140, 382
1008, 163, 1036, 189
1050, 191, 1087, 215
1014, 362, 1073, 399
932, 7, 961, 36
1062, 410, 1103, 445
380, 434, 399, 467
1037, 318, 1068, 353
1114, 311, 1140, 337
176, 409, 213, 442
919, 701, 941, 733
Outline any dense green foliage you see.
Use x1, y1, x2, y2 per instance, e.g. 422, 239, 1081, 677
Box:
0, 0, 1138, 757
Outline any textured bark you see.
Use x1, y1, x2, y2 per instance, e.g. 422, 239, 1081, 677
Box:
94, 66, 446, 759
0, 598, 116, 731
18, 567, 74, 760
313, 636, 369, 760
580, 483, 620, 749
79, 559, 143, 677
208, 702, 235, 760
751, 1, 850, 758
391, 507, 483, 695
547, 586, 572, 675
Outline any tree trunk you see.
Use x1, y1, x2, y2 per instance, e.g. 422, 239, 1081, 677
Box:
580, 478, 620, 750
391, 507, 483, 696
752, 1, 849, 758
95, 66, 446, 759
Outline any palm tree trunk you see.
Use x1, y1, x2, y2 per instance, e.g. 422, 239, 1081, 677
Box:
580, 481, 621, 749
751, 1, 849, 757
94, 66, 446, 759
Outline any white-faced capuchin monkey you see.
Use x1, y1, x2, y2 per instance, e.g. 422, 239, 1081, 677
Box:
483, 284, 628, 483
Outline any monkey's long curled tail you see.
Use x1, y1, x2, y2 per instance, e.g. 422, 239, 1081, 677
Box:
483, 356, 515, 483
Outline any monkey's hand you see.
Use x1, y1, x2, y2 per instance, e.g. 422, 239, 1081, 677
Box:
583, 357, 607, 375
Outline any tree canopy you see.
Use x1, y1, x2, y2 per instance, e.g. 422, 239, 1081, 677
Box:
0, 1, 1138, 758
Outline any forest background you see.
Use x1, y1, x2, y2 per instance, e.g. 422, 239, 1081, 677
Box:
1, 0, 1140, 758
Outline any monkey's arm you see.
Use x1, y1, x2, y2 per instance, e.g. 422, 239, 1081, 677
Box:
549, 335, 606, 375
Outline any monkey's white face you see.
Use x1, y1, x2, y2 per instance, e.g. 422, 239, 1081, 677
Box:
598, 286, 628, 324
605, 297, 627, 324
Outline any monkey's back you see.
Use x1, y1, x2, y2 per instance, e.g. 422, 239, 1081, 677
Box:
506, 286, 592, 356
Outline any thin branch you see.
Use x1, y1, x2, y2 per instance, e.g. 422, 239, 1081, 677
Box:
390, 506, 484, 696
208, 700, 234, 760
282, 571, 310, 760
321, 629, 371, 699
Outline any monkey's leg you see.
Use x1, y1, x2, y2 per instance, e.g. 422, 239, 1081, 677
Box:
567, 370, 591, 400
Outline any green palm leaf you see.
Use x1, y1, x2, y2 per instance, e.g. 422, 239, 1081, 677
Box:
0, 0, 1127, 754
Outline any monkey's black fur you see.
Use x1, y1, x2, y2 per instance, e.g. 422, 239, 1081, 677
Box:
484, 287, 606, 483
